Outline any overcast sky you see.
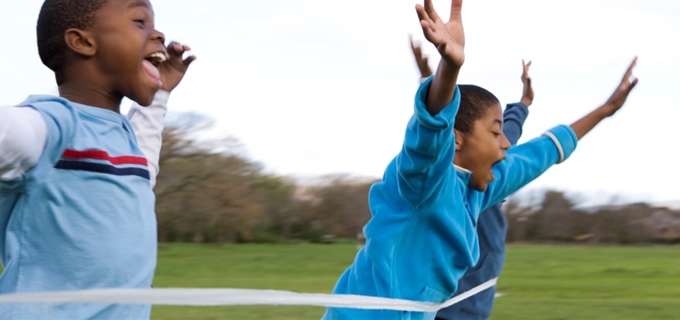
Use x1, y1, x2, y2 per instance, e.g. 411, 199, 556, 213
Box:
1, 0, 678, 206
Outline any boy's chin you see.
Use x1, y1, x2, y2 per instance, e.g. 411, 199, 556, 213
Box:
468, 177, 493, 192
130, 94, 154, 107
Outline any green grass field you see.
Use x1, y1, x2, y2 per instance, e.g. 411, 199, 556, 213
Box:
149, 243, 680, 320
1, 244, 677, 319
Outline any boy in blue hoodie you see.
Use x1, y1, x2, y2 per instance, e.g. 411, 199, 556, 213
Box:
322, 0, 638, 319
411, 38, 536, 320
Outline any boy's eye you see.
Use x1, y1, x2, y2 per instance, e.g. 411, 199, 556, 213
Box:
134, 19, 145, 27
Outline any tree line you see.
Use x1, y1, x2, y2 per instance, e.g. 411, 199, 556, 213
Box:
154, 114, 680, 245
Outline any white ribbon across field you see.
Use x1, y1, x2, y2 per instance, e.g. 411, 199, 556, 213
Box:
0, 278, 497, 312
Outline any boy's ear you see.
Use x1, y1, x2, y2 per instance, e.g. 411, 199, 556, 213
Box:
454, 128, 464, 151
64, 28, 97, 57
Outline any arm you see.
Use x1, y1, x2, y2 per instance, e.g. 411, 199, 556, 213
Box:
390, 0, 465, 207
0, 106, 47, 181
570, 57, 637, 140
128, 42, 196, 189
480, 58, 638, 209
480, 125, 577, 209
127, 91, 168, 188
416, 0, 465, 115
395, 79, 460, 206
503, 59, 534, 145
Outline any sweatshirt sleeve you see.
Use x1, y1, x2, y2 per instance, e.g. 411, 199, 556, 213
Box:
0, 106, 48, 181
480, 125, 578, 210
126, 90, 169, 189
502, 102, 529, 146
393, 76, 461, 208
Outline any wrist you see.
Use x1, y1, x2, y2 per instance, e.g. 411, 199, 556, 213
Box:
520, 97, 532, 107
436, 60, 461, 80
597, 103, 616, 118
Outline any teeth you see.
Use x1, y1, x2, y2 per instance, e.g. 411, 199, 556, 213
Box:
147, 52, 167, 63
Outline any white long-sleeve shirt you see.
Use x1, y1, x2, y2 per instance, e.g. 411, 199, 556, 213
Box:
0, 92, 168, 187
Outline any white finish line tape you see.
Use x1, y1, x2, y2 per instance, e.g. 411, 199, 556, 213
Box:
0, 278, 497, 312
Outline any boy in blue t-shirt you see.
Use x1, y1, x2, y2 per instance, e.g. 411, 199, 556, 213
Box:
0, 0, 195, 319
323, 0, 637, 319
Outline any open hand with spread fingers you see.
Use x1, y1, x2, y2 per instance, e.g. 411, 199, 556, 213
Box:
415, 0, 465, 70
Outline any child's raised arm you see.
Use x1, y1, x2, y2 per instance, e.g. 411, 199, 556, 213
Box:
520, 59, 534, 107
416, 0, 465, 115
480, 58, 639, 209
570, 57, 638, 140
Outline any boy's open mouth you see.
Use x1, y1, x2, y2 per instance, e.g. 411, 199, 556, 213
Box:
142, 51, 167, 84
489, 159, 504, 180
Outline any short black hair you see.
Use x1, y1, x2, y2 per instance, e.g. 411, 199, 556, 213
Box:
455, 84, 500, 133
36, 0, 108, 81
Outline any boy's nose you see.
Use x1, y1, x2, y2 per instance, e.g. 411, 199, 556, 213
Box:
500, 133, 511, 150
151, 29, 166, 45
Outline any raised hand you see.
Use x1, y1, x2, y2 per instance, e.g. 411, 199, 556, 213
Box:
415, 0, 465, 70
159, 41, 197, 92
520, 59, 534, 106
569, 57, 638, 140
600, 57, 638, 117
410, 35, 433, 78
416, 0, 466, 114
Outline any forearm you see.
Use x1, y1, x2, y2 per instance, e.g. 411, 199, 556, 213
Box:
395, 78, 460, 206
0, 106, 47, 180
520, 96, 532, 107
481, 125, 578, 209
502, 102, 529, 146
569, 105, 610, 140
127, 90, 169, 188
425, 60, 460, 116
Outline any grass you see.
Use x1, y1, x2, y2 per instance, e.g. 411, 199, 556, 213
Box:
150, 244, 680, 320
3, 243, 679, 319
491, 245, 680, 320
151, 243, 355, 320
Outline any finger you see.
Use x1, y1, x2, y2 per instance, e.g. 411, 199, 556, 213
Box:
626, 77, 639, 93
423, 0, 442, 24
166, 42, 184, 58
623, 56, 638, 81
416, 4, 436, 34
183, 55, 197, 68
449, 0, 463, 22
526, 60, 532, 67
420, 20, 440, 45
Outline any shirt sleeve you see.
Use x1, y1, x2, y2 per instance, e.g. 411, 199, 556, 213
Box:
479, 125, 578, 210
394, 77, 461, 207
0, 106, 48, 181
126, 90, 169, 189
502, 102, 529, 146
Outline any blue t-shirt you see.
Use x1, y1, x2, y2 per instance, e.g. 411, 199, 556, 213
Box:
322, 78, 577, 320
0, 95, 157, 319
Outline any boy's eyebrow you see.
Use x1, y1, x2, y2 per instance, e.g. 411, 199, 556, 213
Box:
128, 0, 150, 9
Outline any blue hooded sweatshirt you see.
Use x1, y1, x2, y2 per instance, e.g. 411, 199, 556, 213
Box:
322, 78, 577, 320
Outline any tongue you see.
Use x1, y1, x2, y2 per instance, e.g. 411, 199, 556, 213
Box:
142, 60, 161, 82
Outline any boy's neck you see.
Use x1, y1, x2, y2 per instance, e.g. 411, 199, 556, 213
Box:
58, 81, 123, 113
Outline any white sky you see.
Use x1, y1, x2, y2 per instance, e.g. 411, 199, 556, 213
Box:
1, 0, 679, 205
